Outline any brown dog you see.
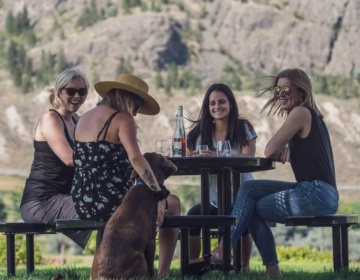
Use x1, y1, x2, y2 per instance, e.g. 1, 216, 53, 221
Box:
90, 152, 177, 279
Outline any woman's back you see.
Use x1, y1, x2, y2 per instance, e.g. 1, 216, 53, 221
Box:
72, 108, 132, 220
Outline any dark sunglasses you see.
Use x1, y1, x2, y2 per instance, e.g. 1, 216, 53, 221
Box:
273, 86, 292, 96
63, 87, 88, 97
134, 98, 144, 113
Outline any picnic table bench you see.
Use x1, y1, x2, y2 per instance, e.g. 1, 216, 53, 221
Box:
284, 214, 358, 271
0, 215, 235, 277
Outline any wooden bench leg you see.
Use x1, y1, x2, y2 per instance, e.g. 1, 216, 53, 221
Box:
179, 228, 189, 276
96, 230, 104, 252
332, 225, 350, 271
26, 234, 35, 274
341, 226, 349, 269
233, 239, 241, 272
6, 234, 16, 277
222, 224, 231, 274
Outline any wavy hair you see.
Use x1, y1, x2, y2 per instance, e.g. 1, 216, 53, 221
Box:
258, 68, 323, 118
97, 89, 142, 117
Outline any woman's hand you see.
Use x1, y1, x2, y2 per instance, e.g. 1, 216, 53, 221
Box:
156, 199, 166, 228
195, 150, 216, 157
277, 146, 291, 164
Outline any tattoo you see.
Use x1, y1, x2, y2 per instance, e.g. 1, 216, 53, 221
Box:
142, 169, 156, 190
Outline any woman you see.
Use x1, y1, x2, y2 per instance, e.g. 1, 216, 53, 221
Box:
71, 74, 181, 277
208, 68, 339, 276
186, 83, 257, 272
20, 68, 91, 248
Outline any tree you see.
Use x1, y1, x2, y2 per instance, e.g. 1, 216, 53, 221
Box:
0, 199, 7, 222
155, 70, 163, 88
56, 49, 67, 73
5, 11, 14, 34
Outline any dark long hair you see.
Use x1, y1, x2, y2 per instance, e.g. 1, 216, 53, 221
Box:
187, 83, 255, 150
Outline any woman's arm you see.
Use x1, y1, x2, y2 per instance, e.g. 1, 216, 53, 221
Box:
240, 139, 256, 156
37, 111, 74, 166
118, 113, 166, 226
265, 106, 311, 162
118, 114, 161, 191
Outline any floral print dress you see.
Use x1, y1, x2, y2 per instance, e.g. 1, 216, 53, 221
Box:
71, 112, 132, 221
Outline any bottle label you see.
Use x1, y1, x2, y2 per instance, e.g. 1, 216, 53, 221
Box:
173, 141, 182, 157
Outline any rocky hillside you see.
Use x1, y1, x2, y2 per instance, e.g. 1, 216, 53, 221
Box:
0, 0, 359, 188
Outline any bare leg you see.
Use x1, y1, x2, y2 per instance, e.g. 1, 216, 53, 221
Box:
241, 234, 252, 272
157, 195, 181, 277
189, 236, 201, 260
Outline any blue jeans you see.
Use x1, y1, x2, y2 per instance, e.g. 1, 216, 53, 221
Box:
231, 180, 339, 266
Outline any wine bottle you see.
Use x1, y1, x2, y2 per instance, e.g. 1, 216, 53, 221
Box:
172, 105, 186, 157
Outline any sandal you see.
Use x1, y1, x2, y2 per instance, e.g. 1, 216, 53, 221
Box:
186, 242, 226, 276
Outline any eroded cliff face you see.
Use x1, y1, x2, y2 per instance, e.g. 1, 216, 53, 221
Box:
0, 0, 359, 185
0, 0, 359, 80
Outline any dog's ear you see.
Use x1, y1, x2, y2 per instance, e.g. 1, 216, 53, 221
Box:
143, 152, 177, 183
162, 157, 178, 179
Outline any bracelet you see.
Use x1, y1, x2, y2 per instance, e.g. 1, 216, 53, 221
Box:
150, 184, 170, 201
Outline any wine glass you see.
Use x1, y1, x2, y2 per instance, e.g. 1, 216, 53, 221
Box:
195, 145, 209, 155
216, 140, 231, 157
155, 140, 171, 158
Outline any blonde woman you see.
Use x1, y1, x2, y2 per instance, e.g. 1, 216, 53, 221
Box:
71, 74, 181, 277
199, 68, 338, 276
20, 68, 91, 248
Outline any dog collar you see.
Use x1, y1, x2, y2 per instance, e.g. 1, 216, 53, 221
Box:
135, 180, 170, 201
150, 184, 170, 201
135, 179, 145, 185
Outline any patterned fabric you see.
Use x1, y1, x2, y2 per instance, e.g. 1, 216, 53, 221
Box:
71, 112, 132, 221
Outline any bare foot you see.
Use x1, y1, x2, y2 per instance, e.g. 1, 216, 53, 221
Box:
210, 241, 223, 264
265, 264, 281, 276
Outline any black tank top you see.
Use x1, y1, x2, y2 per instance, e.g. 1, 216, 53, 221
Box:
289, 106, 336, 188
20, 109, 77, 206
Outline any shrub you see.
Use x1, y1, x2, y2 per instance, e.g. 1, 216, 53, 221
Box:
276, 245, 332, 262
0, 235, 41, 267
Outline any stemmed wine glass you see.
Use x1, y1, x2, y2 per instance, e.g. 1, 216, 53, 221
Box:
216, 140, 231, 157
195, 145, 209, 156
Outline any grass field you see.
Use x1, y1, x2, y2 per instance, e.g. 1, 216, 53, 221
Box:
0, 260, 359, 279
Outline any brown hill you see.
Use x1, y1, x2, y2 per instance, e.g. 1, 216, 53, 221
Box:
0, 0, 359, 193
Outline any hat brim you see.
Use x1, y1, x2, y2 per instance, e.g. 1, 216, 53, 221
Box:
94, 81, 160, 115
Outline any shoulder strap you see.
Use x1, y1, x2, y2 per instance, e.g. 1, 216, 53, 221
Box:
96, 112, 120, 141
49, 109, 73, 145
71, 116, 77, 124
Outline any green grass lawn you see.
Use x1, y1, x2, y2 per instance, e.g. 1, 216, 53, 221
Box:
1, 260, 359, 279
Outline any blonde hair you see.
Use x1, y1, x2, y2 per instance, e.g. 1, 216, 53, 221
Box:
259, 68, 323, 118
48, 68, 89, 109
97, 89, 141, 116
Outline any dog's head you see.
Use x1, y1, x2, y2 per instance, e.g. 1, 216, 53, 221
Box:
131, 152, 177, 185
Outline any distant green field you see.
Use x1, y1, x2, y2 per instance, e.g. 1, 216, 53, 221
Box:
348, 202, 360, 215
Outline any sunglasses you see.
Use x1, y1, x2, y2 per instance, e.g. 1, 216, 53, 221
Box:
63, 87, 88, 97
273, 86, 294, 96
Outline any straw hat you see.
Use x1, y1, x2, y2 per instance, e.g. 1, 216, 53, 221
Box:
94, 74, 160, 115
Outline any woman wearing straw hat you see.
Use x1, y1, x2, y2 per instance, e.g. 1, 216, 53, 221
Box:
71, 74, 181, 277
